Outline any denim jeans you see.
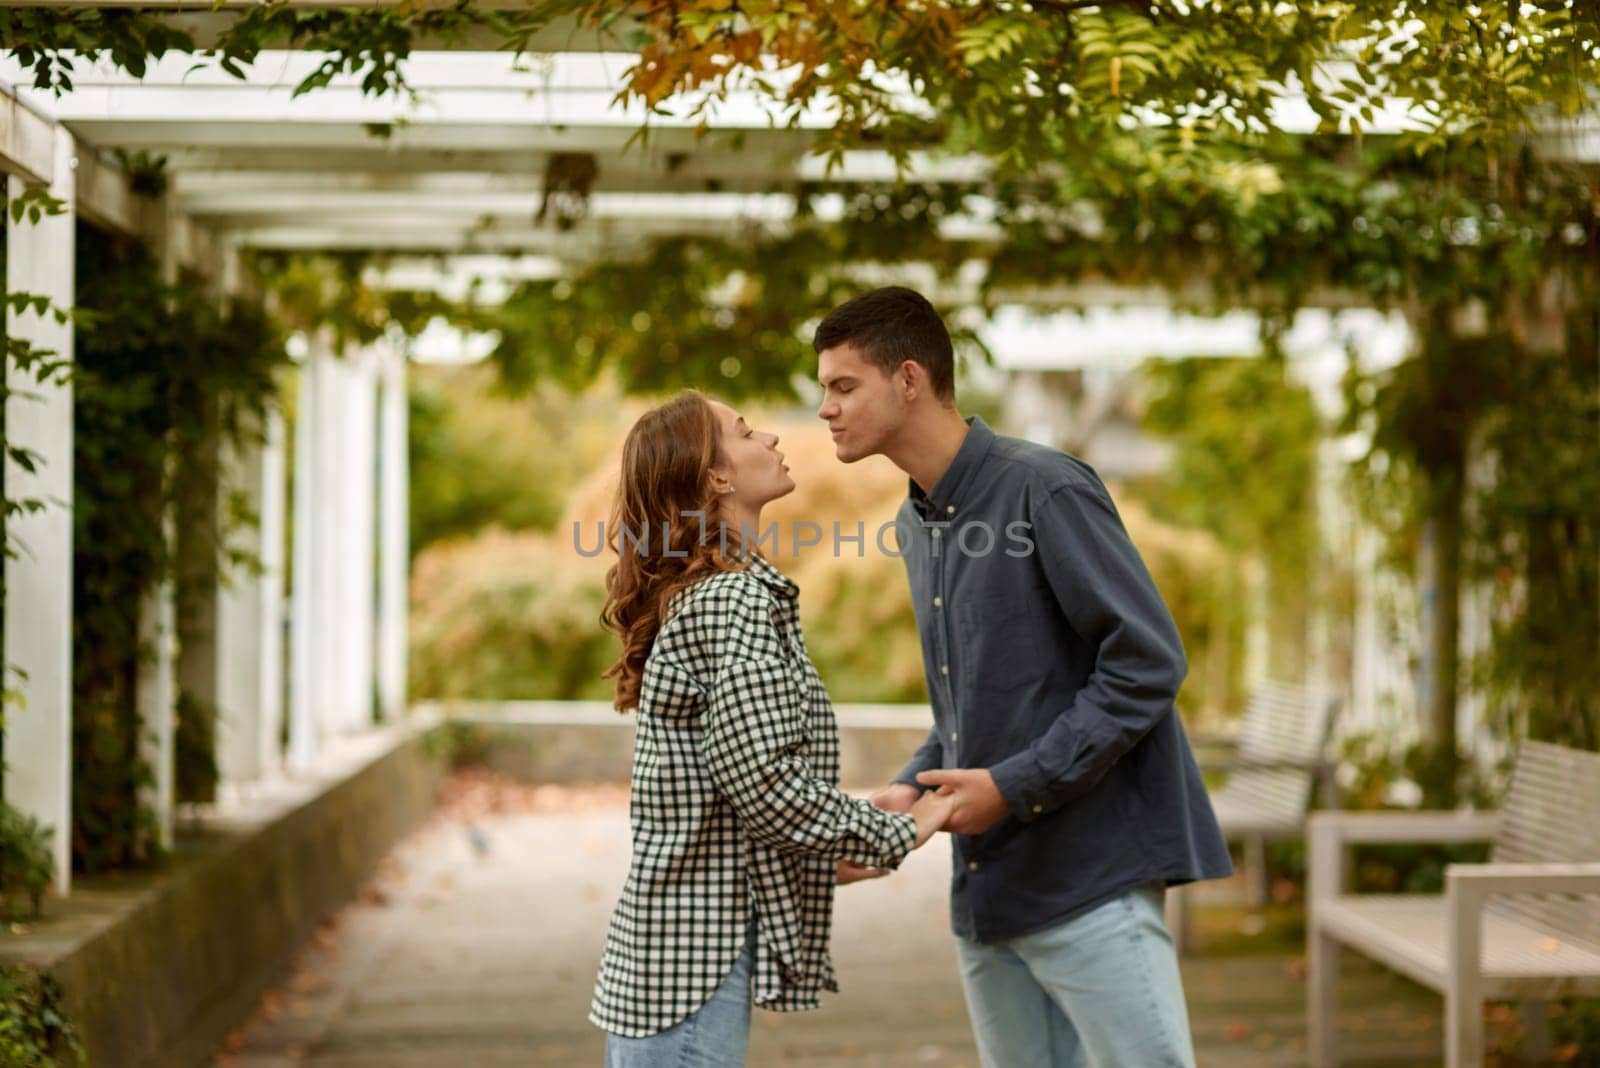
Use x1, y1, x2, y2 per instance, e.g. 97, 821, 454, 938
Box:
603, 927, 755, 1068
955, 882, 1197, 1068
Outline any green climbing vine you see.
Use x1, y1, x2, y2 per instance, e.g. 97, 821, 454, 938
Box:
69, 224, 286, 872
0, 962, 84, 1066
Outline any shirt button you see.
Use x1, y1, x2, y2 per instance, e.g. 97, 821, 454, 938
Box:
1032, 804, 1043, 814
946, 505, 955, 514
931, 529, 941, 539
967, 861, 980, 872
933, 596, 943, 607
940, 664, 949, 676
951, 732, 958, 741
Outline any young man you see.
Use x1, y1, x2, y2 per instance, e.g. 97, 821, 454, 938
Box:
814, 286, 1232, 1068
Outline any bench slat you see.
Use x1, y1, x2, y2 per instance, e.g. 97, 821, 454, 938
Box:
1319, 895, 1600, 999
1214, 683, 1338, 837
1489, 741, 1600, 950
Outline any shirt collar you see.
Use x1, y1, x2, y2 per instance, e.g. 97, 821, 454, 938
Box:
744, 552, 799, 600
909, 415, 996, 521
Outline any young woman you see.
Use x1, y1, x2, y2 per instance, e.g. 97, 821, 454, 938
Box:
589, 390, 952, 1066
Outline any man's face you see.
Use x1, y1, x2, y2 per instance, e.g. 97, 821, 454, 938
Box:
816, 342, 906, 463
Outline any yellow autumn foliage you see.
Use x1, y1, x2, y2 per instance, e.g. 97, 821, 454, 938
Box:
410, 411, 1237, 714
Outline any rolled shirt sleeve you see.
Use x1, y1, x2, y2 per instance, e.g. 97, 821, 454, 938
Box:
988, 480, 1189, 823
700, 580, 918, 869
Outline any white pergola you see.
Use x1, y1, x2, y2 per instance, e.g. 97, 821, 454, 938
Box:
3, 23, 1591, 892
0, 37, 976, 892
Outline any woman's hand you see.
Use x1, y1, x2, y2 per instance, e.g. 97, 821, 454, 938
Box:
868, 782, 922, 813
909, 788, 956, 848
836, 860, 890, 885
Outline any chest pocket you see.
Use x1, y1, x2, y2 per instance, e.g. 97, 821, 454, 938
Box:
954, 589, 1047, 694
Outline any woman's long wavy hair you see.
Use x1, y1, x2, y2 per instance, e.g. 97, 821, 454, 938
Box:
601, 390, 746, 711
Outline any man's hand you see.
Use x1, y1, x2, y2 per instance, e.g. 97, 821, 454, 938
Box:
915, 768, 1010, 836
909, 787, 956, 847
869, 782, 922, 814
836, 861, 891, 885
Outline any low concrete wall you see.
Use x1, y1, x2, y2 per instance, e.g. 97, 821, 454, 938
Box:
0, 722, 446, 1068
427, 700, 936, 788
0, 703, 931, 1066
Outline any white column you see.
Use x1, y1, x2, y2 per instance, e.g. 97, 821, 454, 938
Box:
256, 405, 286, 776
332, 346, 377, 733
215, 405, 286, 787
287, 347, 321, 773
1306, 437, 1342, 700
135, 551, 176, 847
375, 339, 409, 721
1350, 519, 1382, 737
2, 128, 76, 892
313, 348, 349, 735
136, 194, 182, 846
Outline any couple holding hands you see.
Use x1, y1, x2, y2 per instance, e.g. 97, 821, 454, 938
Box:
589, 287, 1233, 1067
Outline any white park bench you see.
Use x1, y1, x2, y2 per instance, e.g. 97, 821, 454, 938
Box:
1169, 682, 1340, 951
1307, 740, 1600, 1067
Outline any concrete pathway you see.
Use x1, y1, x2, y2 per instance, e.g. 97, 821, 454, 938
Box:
217, 771, 1445, 1067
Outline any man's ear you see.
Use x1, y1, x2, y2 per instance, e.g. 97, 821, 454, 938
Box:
896, 360, 924, 401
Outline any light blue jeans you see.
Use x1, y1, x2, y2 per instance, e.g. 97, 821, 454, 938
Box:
955, 883, 1197, 1068
604, 930, 754, 1067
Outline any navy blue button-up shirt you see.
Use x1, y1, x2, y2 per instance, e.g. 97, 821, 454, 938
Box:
894, 416, 1232, 943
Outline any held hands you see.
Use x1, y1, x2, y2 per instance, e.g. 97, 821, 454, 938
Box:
865, 781, 956, 848
909, 787, 957, 848
868, 782, 921, 814
915, 768, 1009, 836
836, 782, 958, 884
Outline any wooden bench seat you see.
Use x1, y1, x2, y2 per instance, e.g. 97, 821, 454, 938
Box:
1307, 741, 1600, 1067
1168, 681, 1339, 951
1316, 893, 1600, 996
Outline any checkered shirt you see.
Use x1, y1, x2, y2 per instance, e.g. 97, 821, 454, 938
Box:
590, 554, 918, 1037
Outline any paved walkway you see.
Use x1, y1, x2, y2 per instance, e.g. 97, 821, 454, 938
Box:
217, 771, 1445, 1067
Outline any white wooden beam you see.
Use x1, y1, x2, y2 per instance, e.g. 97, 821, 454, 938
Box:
216, 223, 677, 254
184, 189, 800, 221
3, 127, 76, 892
151, 146, 782, 176
170, 164, 812, 204
0, 10, 632, 53
58, 118, 806, 158
0, 88, 55, 184
73, 147, 156, 237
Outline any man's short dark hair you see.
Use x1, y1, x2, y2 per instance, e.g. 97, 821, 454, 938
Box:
813, 286, 955, 401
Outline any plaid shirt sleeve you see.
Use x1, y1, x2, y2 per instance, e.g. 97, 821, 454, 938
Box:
697, 576, 917, 869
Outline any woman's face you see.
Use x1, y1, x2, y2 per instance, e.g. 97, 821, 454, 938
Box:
708, 400, 794, 507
